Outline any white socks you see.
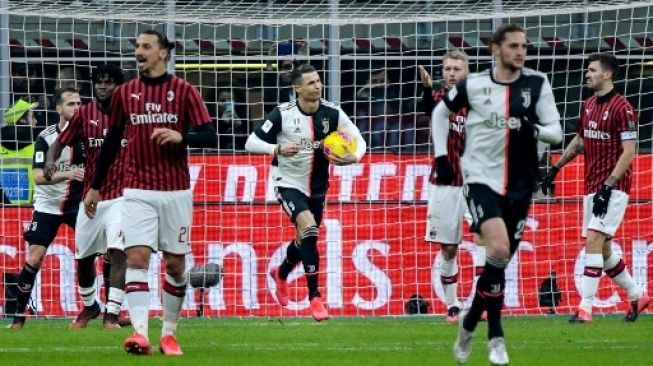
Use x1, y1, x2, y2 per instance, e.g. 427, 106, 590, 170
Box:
440, 256, 460, 309
579, 253, 603, 313
161, 273, 188, 337
125, 268, 150, 338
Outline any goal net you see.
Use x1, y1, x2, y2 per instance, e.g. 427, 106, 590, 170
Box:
0, 0, 652, 319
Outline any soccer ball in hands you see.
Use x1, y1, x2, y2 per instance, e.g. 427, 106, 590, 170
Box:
323, 131, 356, 158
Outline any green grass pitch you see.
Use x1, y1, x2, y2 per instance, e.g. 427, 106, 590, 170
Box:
1, 315, 651, 365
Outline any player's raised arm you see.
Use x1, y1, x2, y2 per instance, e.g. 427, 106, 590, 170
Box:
534, 77, 563, 145
336, 107, 366, 162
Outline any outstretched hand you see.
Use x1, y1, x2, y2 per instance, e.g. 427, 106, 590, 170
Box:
417, 65, 433, 87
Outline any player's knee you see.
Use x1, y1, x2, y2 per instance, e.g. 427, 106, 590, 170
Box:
300, 225, 319, 248
164, 255, 186, 277
126, 247, 151, 269
27, 246, 47, 268
108, 250, 127, 270
487, 245, 510, 261
441, 244, 458, 260
585, 230, 606, 251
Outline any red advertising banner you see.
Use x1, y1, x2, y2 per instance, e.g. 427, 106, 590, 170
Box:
188, 153, 653, 203
1, 202, 652, 317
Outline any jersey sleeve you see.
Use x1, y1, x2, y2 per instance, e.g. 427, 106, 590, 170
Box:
108, 85, 127, 129
534, 76, 562, 145
185, 84, 212, 127
336, 106, 366, 161
576, 101, 586, 136
442, 79, 469, 113
253, 107, 282, 144
58, 109, 83, 146
617, 101, 638, 141
32, 136, 49, 169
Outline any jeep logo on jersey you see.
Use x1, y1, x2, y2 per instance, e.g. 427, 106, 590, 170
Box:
522, 89, 531, 108
484, 112, 521, 130
300, 138, 322, 150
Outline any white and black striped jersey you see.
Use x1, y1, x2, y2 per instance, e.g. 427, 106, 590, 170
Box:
437, 68, 562, 197
32, 124, 84, 215
252, 99, 365, 197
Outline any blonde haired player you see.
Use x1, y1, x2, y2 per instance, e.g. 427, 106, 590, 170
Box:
246, 64, 365, 321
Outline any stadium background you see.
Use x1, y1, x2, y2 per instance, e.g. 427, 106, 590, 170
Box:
0, 0, 652, 319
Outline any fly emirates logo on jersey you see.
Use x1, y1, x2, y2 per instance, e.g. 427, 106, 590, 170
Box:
130, 102, 178, 125
583, 120, 611, 140
87, 128, 128, 148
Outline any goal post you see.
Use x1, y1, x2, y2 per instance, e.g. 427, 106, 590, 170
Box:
0, 0, 652, 318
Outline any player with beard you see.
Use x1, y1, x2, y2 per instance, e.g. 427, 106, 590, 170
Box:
85, 30, 216, 355
432, 24, 562, 365
541, 52, 650, 324
246, 64, 365, 321
8, 88, 83, 329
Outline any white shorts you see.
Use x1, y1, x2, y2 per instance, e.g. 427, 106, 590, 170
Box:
75, 197, 123, 259
425, 184, 465, 244
122, 188, 193, 254
582, 189, 629, 238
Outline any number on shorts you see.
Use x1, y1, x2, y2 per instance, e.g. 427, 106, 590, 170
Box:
29, 221, 38, 231
178, 226, 189, 244
514, 219, 526, 240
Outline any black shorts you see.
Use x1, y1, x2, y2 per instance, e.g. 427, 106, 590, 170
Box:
464, 184, 531, 254
275, 187, 326, 226
23, 211, 77, 247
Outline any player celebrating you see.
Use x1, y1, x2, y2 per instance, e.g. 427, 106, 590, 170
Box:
432, 24, 562, 365
245, 64, 366, 321
8, 88, 83, 329
44, 64, 128, 329
541, 52, 650, 323
85, 30, 216, 355
419, 49, 486, 323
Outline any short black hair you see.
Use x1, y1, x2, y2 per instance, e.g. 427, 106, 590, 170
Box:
139, 29, 175, 52
92, 64, 125, 85
291, 64, 316, 85
491, 23, 526, 45
54, 86, 80, 106
588, 53, 619, 79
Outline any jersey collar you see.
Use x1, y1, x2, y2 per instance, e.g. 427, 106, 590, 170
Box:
296, 100, 321, 116
595, 88, 616, 104
141, 73, 172, 86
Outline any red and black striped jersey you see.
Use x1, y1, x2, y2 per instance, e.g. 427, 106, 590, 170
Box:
108, 73, 211, 191
578, 89, 637, 195
428, 88, 467, 187
59, 101, 126, 200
